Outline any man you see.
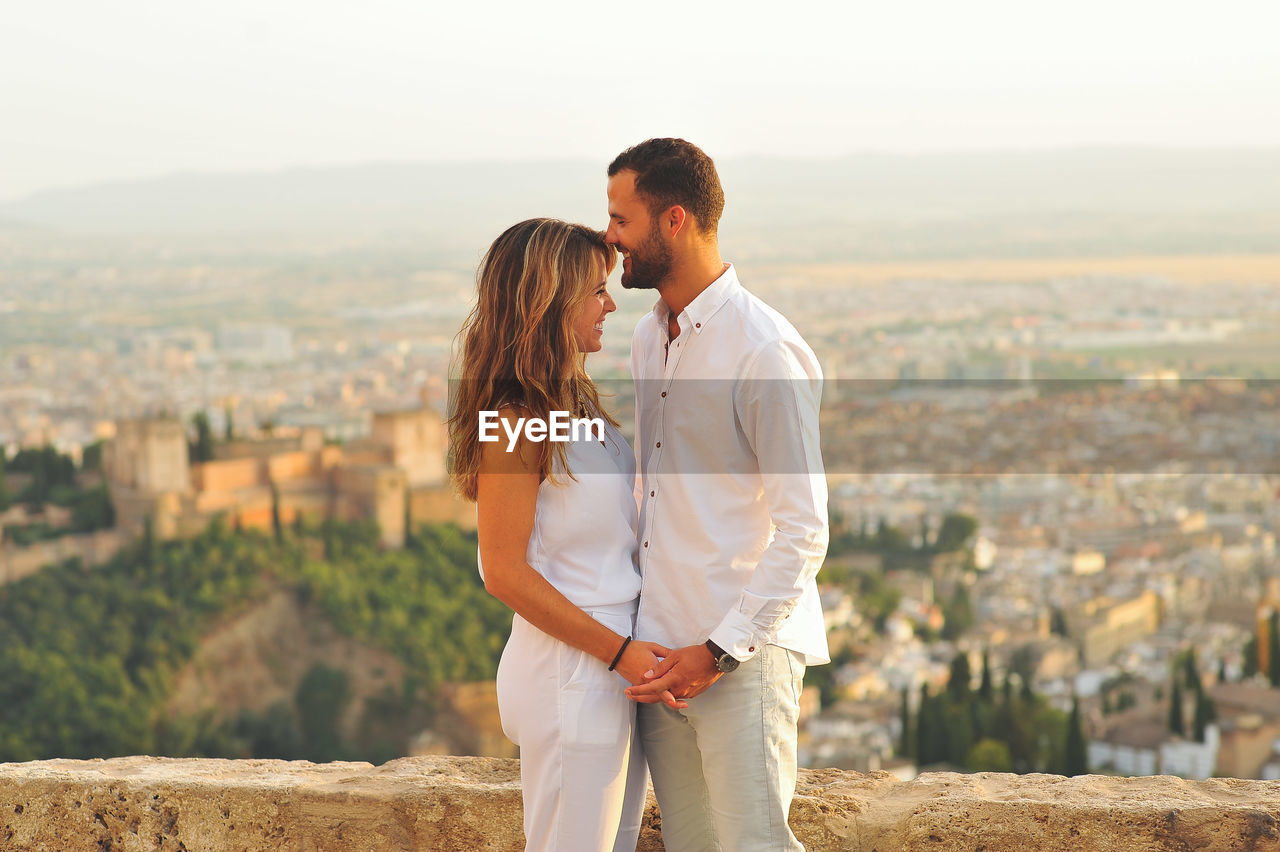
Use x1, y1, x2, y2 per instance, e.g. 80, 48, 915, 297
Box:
605, 138, 829, 852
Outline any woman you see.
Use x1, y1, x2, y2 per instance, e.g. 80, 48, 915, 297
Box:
449, 218, 677, 852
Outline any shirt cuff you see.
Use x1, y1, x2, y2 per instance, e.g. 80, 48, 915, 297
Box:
708, 610, 766, 662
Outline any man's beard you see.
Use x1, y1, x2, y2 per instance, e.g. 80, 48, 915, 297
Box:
620, 223, 674, 290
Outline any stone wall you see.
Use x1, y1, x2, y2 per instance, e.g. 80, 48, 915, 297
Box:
3, 756, 1280, 851
0, 528, 126, 586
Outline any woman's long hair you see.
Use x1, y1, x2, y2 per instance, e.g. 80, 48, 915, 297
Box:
448, 218, 618, 501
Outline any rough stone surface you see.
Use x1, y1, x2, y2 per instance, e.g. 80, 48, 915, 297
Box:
3, 756, 1280, 851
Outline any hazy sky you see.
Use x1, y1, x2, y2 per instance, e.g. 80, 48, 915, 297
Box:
4, 0, 1279, 201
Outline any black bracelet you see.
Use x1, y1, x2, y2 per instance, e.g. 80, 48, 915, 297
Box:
607, 636, 633, 671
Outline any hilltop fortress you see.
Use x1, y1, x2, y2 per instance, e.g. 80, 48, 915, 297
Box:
104, 406, 473, 549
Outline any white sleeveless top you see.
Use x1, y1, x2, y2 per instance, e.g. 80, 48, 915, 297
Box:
481, 415, 641, 609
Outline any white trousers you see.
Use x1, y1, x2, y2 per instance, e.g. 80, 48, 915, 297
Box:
638, 644, 807, 852
496, 605, 648, 852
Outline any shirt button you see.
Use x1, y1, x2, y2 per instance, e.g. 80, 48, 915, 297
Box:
643, 541, 649, 548
650, 491, 655, 497
661, 391, 667, 398
695, 323, 701, 329
749, 646, 756, 652
656, 441, 661, 448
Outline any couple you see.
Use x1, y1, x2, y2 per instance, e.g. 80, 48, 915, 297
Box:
449, 139, 829, 852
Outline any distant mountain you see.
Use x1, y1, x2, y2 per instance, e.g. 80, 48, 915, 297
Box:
3, 149, 1279, 259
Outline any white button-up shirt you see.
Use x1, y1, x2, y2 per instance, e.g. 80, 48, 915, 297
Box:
631, 264, 830, 665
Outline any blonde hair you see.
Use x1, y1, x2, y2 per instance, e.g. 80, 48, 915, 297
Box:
448, 218, 618, 501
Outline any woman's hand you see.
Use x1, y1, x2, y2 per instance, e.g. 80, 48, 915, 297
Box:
614, 640, 686, 709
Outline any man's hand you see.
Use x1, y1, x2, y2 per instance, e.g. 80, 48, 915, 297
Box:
615, 640, 687, 710
624, 643, 722, 704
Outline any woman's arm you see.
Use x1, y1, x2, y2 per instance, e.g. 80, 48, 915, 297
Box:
477, 407, 680, 703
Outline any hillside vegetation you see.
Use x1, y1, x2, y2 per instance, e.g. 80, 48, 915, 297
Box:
0, 520, 509, 763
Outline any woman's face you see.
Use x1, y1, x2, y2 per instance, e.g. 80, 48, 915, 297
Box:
571, 258, 617, 353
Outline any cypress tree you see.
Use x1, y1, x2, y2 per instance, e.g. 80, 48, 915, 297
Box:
0, 448, 9, 511
928, 693, 949, 767
979, 649, 994, 702
915, 684, 932, 765
1168, 678, 1185, 737
271, 484, 283, 543
141, 514, 161, 574
948, 652, 972, 702
945, 703, 974, 768
1182, 648, 1199, 690
1065, 697, 1088, 776
900, 688, 912, 758
1192, 689, 1214, 743
190, 412, 214, 463
1269, 612, 1280, 688
1243, 636, 1259, 679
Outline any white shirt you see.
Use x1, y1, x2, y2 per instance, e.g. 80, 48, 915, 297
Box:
480, 416, 642, 609
631, 264, 830, 665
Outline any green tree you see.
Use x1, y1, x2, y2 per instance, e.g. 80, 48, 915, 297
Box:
948, 652, 972, 702
979, 649, 994, 703
874, 520, 910, 552
915, 684, 932, 765
23, 452, 48, 509
942, 583, 975, 640
1243, 636, 1259, 679
1182, 648, 1200, 691
190, 412, 215, 463
0, 449, 9, 511
81, 441, 105, 472
296, 664, 351, 762
70, 484, 115, 532
1064, 697, 1087, 776
944, 702, 974, 767
1049, 606, 1069, 637
935, 513, 978, 552
271, 484, 283, 543
899, 688, 912, 758
1269, 611, 1280, 688
224, 406, 235, 442
1192, 689, 1215, 743
1168, 678, 1185, 737
968, 738, 1013, 772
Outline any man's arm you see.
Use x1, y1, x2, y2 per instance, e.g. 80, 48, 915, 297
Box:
708, 337, 828, 659
626, 338, 827, 701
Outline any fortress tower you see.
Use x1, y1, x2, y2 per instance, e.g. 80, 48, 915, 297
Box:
104, 418, 191, 539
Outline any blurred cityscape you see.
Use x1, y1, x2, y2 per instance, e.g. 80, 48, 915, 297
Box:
4, 152, 1280, 781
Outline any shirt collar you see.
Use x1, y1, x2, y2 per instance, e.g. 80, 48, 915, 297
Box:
650, 263, 739, 336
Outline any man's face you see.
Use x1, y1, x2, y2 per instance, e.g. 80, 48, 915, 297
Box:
605, 170, 674, 290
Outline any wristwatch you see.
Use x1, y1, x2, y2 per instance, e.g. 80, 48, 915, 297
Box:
705, 639, 740, 673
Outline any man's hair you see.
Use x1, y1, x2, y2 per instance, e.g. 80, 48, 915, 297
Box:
608, 138, 725, 236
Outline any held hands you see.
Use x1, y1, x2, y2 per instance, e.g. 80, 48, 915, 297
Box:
624, 643, 722, 705
614, 640, 688, 710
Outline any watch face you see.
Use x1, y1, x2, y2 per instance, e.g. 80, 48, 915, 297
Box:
717, 654, 740, 673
